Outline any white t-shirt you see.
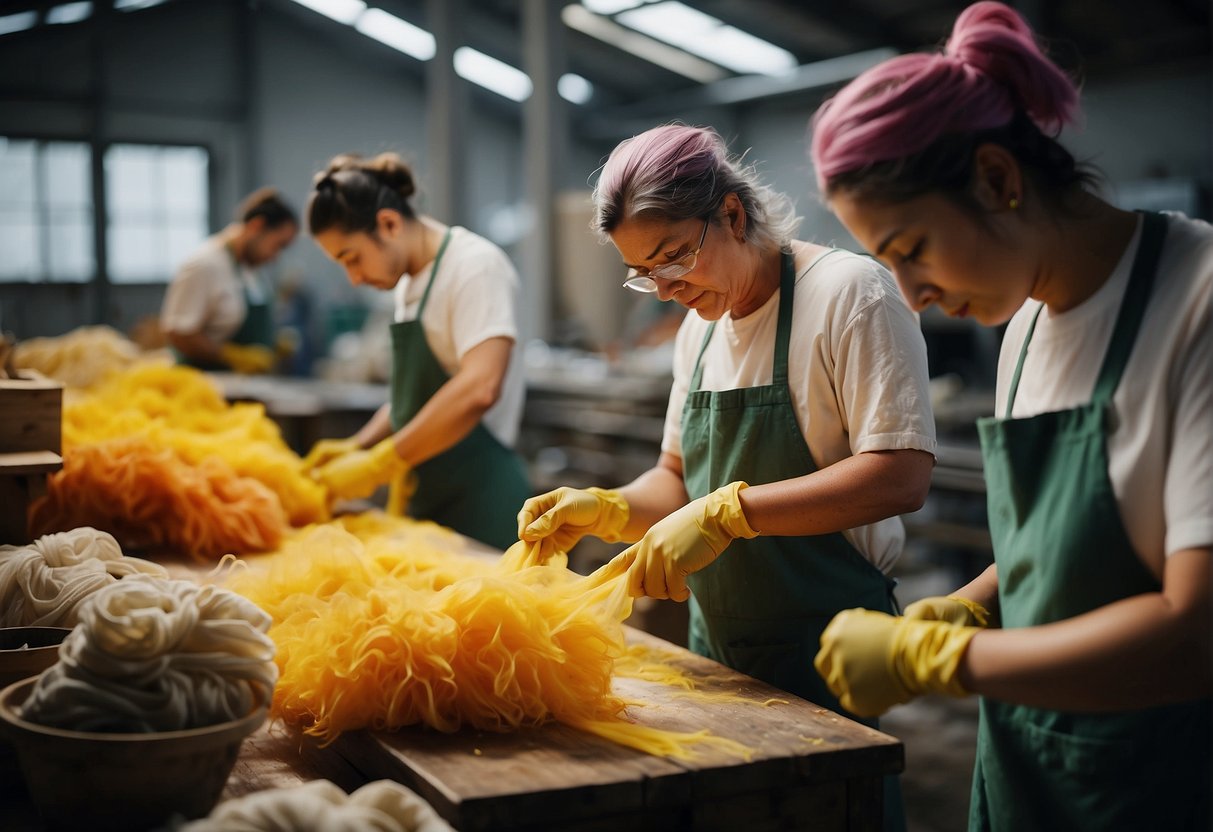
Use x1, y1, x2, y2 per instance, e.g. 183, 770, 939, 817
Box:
160, 236, 266, 342
662, 247, 938, 573
997, 211, 1213, 575
394, 226, 524, 448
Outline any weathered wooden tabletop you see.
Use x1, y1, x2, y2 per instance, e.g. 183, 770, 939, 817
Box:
327, 627, 902, 832
6, 544, 902, 831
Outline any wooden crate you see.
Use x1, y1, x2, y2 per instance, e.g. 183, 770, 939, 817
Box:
0, 371, 62, 455
0, 371, 64, 543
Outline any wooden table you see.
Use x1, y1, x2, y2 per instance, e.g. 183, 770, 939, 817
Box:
7, 548, 902, 831
329, 628, 902, 832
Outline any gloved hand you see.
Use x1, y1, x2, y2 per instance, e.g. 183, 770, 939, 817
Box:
517, 486, 631, 556
612, 481, 757, 602
301, 437, 362, 472
312, 437, 407, 502
385, 467, 418, 516
219, 342, 275, 374
903, 595, 992, 628
814, 609, 980, 718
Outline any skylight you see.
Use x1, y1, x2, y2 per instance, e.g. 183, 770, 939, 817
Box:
0, 11, 37, 35
582, 0, 644, 13
114, 0, 169, 10
558, 73, 594, 105
355, 8, 436, 61
290, 0, 366, 27
561, 4, 726, 84
454, 47, 532, 102
616, 2, 796, 76
46, 2, 92, 25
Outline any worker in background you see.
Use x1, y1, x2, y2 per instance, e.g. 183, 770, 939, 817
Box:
518, 124, 938, 832
160, 187, 299, 374
809, 4, 1211, 830
300, 153, 531, 550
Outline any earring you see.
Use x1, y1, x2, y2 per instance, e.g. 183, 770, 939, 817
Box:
1008, 196, 1020, 210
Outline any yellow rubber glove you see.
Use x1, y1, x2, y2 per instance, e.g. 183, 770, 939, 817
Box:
903, 595, 992, 628
385, 467, 419, 516
219, 342, 275, 374
613, 481, 757, 602
301, 437, 362, 472
814, 609, 980, 718
312, 437, 407, 502
517, 486, 631, 556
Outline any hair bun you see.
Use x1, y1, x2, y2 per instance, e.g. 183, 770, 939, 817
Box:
944, 1, 1077, 133
365, 153, 416, 200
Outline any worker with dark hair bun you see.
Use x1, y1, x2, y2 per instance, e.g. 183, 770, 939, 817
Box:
301, 152, 531, 550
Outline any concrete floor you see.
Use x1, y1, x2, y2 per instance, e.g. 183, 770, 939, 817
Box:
886, 550, 986, 832
884, 696, 980, 832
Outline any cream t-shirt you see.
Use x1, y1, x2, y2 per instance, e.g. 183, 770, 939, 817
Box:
997, 212, 1213, 576
662, 247, 937, 573
161, 236, 265, 342
394, 226, 524, 448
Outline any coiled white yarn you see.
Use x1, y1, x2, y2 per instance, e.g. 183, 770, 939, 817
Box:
20, 575, 277, 733
177, 780, 454, 832
0, 527, 167, 628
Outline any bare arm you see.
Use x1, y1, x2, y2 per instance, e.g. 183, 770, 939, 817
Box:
960, 546, 1211, 710
738, 448, 934, 536
353, 403, 393, 449
615, 453, 691, 542
949, 563, 1001, 621
167, 330, 225, 365
389, 336, 513, 466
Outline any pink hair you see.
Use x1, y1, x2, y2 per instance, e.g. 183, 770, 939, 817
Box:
810, 1, 1080, 194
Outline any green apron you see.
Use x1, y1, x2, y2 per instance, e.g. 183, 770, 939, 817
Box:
972, 211, 1211, 831
177, 246, 274, 370
682, 249, 905, 832
388, 229, 532, 551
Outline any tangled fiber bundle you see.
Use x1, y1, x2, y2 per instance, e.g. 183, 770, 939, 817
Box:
20, 575, 277, 733
31, 364, 328, 558
0, 527, 168, 628
30, 435, 288, 560
61, 364, 328, 527
177, 780, 453, 832
229, 517, 751, 760
12, 325, 168, 390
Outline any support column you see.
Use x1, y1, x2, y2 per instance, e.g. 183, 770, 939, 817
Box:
426, 0, 467, 224
520, 0, 566, 342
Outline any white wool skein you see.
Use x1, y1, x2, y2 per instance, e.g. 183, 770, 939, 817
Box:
19, 575, 277, 733
177, 780, 454, 832
0, 527, 167, 628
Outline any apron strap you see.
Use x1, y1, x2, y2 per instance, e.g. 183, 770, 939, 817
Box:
415, 228, 454, 317
771, 249, 796, 386
690, 248, 803, 392
1092, 211, 1167, 403
1004, 304, 1044, 418
1005, 211, 1167, 416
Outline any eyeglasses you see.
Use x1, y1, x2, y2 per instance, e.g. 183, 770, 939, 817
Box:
621, 217, 710, 294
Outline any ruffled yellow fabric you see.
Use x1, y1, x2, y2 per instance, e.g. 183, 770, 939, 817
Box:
228, 516, 752, 761
30, 436, 287, 560
31, 364, 328, 558
61, 365, 327, 527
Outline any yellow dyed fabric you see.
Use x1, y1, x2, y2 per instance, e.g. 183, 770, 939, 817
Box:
228, 516, 752, 761
31, 364, 327, 559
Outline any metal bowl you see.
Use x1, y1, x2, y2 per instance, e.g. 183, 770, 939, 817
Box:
0, 677, 266, 831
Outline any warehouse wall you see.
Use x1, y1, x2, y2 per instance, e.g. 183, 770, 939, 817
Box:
0, 1, 1208, 354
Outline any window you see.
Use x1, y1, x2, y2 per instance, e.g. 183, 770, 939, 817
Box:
0, 137, 94, 282
105, 143, 209, 283
0, 138, 210, 284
